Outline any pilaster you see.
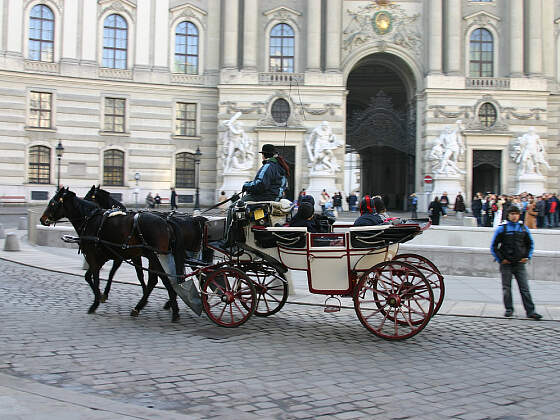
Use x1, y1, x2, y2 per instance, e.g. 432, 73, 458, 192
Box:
429, 0, 443, 74
306, 0, 321, 71
325, 0, 342, 72
223, 0, 239, 69
243, 0, 257, 70
509, 0, 524, 77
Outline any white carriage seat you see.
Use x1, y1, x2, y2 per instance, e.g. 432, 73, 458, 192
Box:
349, 225, 392, 249
265, 226, 308, 249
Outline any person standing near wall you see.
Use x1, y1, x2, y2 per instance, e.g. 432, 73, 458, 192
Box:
428, 196, 443, 225
471, 193, 482, 227
454, 192, 466, 222
409, 193, 418, 219
170, 187, 178, 210
490, 205, 542, 320
440, 192, 449, 216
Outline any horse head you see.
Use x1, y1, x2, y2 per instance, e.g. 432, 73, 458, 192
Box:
40, 187, 75, 226
84, 185, 96, 202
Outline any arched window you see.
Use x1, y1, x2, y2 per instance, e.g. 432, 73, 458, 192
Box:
103, 149, 124, 186
29, 4, 54, 62
174, 21, 199, 74
269, 23, 294, 73
175, 153, 195, 188
271, 98, 290, 124
102, 14, 128, 69
470, 28, 493, 77
28, 145, 51, 184
478, 102, 497, 128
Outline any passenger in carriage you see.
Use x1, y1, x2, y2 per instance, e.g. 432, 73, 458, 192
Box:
288, 202, 321, 232
353, 195, 384, 226
241, 144, 289, 202
372, 197, 401, 224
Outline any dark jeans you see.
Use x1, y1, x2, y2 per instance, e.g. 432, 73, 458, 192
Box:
500, 262, 536, 316
411, 207, 417, 219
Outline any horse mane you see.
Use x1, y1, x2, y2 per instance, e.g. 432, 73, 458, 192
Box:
96, 188, 127, 211
71, 193, 102, 217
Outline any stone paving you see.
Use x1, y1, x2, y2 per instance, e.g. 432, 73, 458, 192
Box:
1, 259, 560, 419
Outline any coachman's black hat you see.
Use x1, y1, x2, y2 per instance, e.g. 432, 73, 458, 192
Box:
259, 144, 277, 154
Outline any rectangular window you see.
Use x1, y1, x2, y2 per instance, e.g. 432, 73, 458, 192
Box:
175, 102, 196, 136
104, 98, 126, 133
29, 92, 52, 128
28, 146, 51, 184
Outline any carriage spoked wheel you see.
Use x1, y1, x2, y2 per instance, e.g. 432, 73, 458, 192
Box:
353, 261, 434, 340
392, 254, 445, 315
201, 266, 256, 327
236, 261, 288, 317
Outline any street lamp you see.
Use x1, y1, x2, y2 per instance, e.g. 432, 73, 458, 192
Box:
55, 141, 64, 190
134, 172, 140, 210
194, 146, 202, 211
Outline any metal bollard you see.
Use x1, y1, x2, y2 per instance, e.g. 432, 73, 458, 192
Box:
3, 233, 20, 251
0, 223, 5, 239
17, 217, 27, 231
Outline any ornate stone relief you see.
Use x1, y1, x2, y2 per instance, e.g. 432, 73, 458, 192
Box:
220, 101, 266, 115
297, 103, 340, 117
343, 2, 422, 56
170, 3, 208, 30
255, 92, 304, 128
263, 6, 301, 32
463, 11, 501, 34
98, 0, 136, 19
25, 0, 63, 13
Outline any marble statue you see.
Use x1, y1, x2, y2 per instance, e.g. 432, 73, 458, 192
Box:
429, 120, 465, 176
222, 112, 255, 173
511, 127, 550, 176
305, 121, 343, 174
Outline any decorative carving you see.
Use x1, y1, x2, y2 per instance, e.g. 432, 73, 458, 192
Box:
502, 107, 546, 121
221, 112, 255, 173
343, 2, 422, 55
98, 68, 133, 80
463, 11, 501, 34
305, 121, 344, 174
25, 0, 63, 13
428, 121, 466, 176
171, 74, 206, 85
511, 127, 550, 176
221, 101, 266, 115
255, 93, 304, 128
429, 105, 472, 119
24, 60, 60, 74
98, 0, 136, 20
170, 3, 208, 30
297, 103, 340, 116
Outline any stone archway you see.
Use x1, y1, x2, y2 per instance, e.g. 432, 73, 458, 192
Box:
346, 52, 417, 210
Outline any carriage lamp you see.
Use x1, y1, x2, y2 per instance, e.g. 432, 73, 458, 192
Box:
55, 141, 64, 190
194, 146, 202, 211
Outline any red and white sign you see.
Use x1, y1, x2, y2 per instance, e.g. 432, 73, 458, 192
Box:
423, 175, 433, 184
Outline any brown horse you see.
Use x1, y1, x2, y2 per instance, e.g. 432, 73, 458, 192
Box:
40, 187, 186, 321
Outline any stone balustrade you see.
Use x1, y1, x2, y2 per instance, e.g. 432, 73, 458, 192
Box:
259, 72, 304, 85
466, 77, 510, 89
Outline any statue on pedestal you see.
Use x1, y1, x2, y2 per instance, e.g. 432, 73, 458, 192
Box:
305, 121, 343, 174
511, 127, 550, 176
429, 120, 465, 176
222, 112, 255, 173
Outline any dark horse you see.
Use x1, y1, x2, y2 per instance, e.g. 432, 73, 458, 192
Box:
40, 187, 186, 321
83, 186, 146, 302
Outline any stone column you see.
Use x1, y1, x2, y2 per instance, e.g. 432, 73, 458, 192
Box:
135, 0, 150, 67
62, 0, 79, 61
243, 0, 257, 70
325, 0, 342, 71
6, 0, 23, 56
527, 0, 543, 76
509, 0, 524, 77
542, 0, 554, 78
223, 0, 239, 69
306, 0, 321, 71
445, 0, 461, 75
428, 0, 443, 74
206, 0, 221, 73
81, 0, 97, 62
153, 0, 169, 69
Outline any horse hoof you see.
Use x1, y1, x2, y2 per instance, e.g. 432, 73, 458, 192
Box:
130, 309, 139, 317
88, 307, 97, 314
100, 294, 107, 303
163, 301, 171, 310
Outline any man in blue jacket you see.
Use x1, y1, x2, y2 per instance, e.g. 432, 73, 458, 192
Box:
490, 205, 542, 320
353, 195, 384, 226
242, 144, 288, 202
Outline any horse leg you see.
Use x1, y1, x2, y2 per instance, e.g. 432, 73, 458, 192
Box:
102, 259, 122, 302
132, 256, 147, 294
130, 270, 158, 318
88, 268, 102, 314
160, 275, 180, 322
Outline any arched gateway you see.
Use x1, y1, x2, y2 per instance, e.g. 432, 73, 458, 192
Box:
346, 53, 417, 210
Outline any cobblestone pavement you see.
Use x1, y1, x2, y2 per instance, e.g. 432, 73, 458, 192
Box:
1, 259, 559, 420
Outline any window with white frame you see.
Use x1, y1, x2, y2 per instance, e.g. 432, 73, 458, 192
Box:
103, 149, 124, 186
29, 4, 54, 62
29, 91, 52, 128
104, 98, 126, 133
174, 21, 199, 74
28, 145, 51, 184
102, 14, 128, 69
269, 23, 294, 73
175, 153, 195, 188
470, 28, 493, 77
175, 103, 197, 136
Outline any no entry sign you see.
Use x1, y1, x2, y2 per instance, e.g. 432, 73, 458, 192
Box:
423, 175, 433, 184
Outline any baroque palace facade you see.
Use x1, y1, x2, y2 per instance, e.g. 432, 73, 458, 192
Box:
0, 0, 559, 208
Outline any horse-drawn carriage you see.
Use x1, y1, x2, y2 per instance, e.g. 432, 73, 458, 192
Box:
41, 188, 444, 341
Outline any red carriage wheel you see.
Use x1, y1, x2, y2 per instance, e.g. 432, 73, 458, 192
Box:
392, 253, 445, 315
201, 266, 256, 327
353, 261, 434, 340
236, 262, 288, 317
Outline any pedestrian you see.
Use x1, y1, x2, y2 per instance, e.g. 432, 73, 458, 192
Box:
490, 205, 542, 320
347, 191, 358, 212
170, 187, 178, 210
454, 192, 466, 222
333, 192, 343, 214
428, 196, 444, 225
535, 195, 545, 228
319, 189, 330, 213
145, 192, 155, 208
471, 193, 483, 226
409, 193, 418, 219
553, 193, 560, 227
440, 192, 449, 216
154, 193, 161, 208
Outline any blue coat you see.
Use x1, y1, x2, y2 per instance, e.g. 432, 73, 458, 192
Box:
243, 157, 287, 201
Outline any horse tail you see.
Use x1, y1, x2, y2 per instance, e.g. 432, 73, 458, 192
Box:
166, 217, 185, 278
